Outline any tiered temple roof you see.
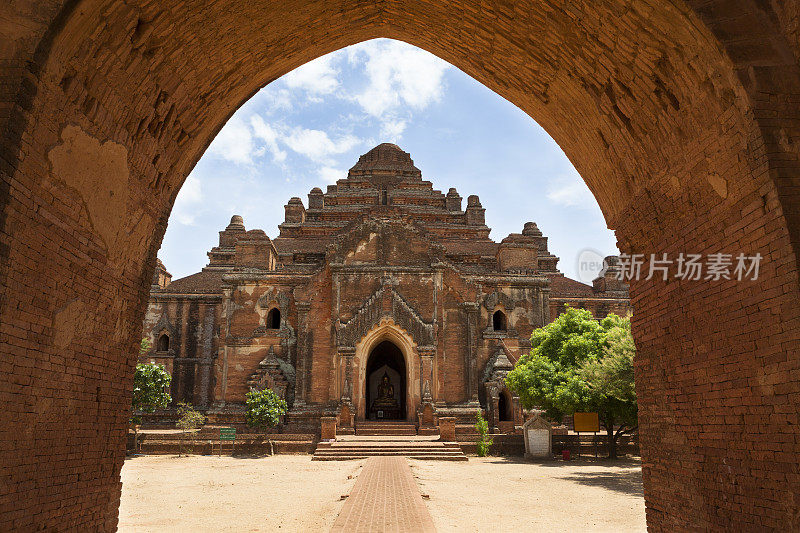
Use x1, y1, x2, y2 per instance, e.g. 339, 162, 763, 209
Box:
157, 143, 613, 292
270, 143, 559, 273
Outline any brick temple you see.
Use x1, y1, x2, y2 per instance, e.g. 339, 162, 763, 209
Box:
141, 143, 629, 434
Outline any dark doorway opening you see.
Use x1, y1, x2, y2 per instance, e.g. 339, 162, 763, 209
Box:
365, 340, 406, 420
267, 308, 281, 329
493, 310, 507, 331
157, 333, 170, 351
498, 391, 512, 422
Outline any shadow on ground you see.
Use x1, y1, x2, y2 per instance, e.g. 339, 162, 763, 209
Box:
476, 455, 643, 497
478, 456, 641, 467
556, 469, 643, 497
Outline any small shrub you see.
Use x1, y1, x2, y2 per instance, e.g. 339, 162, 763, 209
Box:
131, 361, 171, 425
245, 388, 287, 431
176, 402, 206, 455
176, 402, 206, 430
475, 409, 493, 457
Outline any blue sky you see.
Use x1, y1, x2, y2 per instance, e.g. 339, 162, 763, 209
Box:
162, 39, 617, 281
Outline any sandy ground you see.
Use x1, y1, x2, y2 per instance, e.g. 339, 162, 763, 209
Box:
118, 455, 364, 532
119, 455, 645, 532
410, 457, 646, 533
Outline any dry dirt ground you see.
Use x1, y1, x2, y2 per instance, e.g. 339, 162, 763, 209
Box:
118, 455, 365, 532
118, 455, 645, 532
410, 457, 645, 533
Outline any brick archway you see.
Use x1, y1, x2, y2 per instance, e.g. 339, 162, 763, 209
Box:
354, 321, 419, 423
2, 1, 800, 530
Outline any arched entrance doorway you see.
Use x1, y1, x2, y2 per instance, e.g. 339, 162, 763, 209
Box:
365, 341, 405, 420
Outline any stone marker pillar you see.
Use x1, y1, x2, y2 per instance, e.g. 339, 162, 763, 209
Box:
438, 417, 456, 442
418, 348, 438, 435
294, 301, 311, 406
523, 413, 552, 459
320, 416, 337, 441
418, 403, 438, 436
461, 303, 480, 404
339, 348, 355, 403
338, 403, 355, 435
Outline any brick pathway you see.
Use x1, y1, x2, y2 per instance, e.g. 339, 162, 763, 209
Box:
330, 457, 436, 532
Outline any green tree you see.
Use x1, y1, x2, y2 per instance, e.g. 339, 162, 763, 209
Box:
130, 348, 170, 453
131, 361, 172, 422
474, 409, 493, 457
245, 388, 287, 431
506, 307, 637, 458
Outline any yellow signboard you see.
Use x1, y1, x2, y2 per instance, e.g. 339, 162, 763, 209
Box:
573, 412, 600, 432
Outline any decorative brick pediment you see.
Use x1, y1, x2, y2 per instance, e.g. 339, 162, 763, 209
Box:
336, 284, 435, 349
152, 312, 176, 338
257, 287, 290, 312
247, 345, 296, 406
484, 291, 516, 311
326, 217, 446, 267
483, 344, 514, 385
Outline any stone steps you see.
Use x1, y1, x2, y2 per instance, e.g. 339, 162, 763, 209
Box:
355, 429, 418, 436
355, 422, 417, 436
312, 437, 467, 461
313, 454, 467, 461
317, 441, 461, 446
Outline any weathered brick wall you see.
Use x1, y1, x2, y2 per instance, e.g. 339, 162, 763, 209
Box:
307, 273, 335, 404
2, 1, 800, 531
549, 298, 632, 322
140, 297, 221, 405
192, 212, 543, 415
438, 292, 470, 403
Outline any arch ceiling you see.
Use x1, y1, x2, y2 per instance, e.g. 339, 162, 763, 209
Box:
2, 1, 800, 530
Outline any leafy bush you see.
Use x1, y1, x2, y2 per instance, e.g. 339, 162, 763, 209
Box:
131, 362, 171, 424
176, 402, 206, 431
175, 402, 206, 456
475, 409, 493, 457
245, 388, 288, 431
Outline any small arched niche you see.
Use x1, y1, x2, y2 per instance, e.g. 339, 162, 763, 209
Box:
157, 333, 170, 352
266, 308, 281, 329
493, 310, 507, 331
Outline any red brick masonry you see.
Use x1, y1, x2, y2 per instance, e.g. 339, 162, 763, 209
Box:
331, 457, 436, 533
2, 2, 800, 531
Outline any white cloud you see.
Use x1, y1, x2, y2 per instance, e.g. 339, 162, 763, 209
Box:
318, 166, 344, 184
172, 174, 203, 225
214, 110, 362, 166
347, 40, 449, 117
283, 128, 361, 163
250, 115, 287, 162
207, 115, 254, 165
284, 55, 340, 96
262, 88, 293, 113
546, 173, 598, 208
380, 118, 407, 141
